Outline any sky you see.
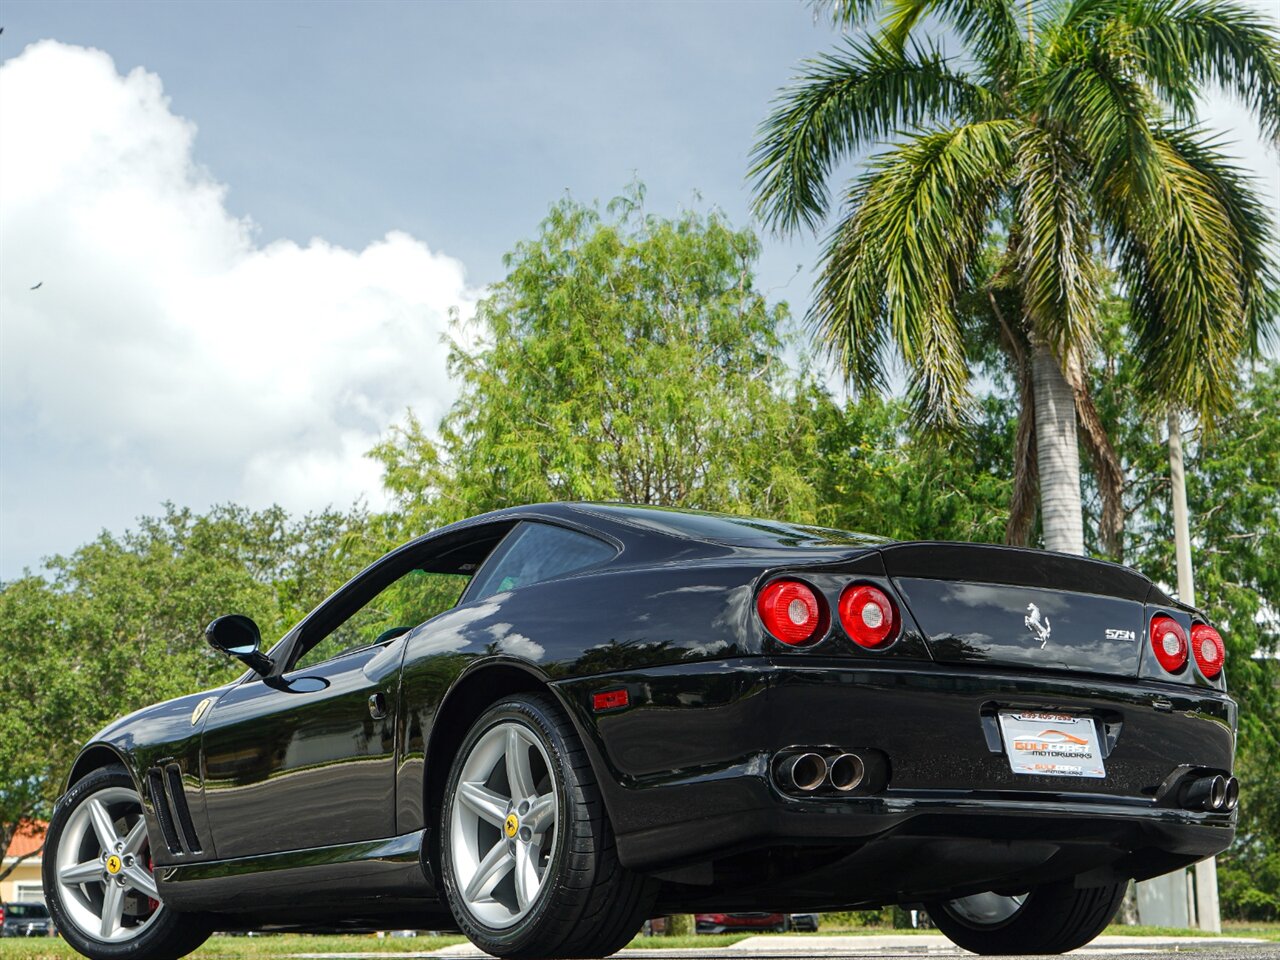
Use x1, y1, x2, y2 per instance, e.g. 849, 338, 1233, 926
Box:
1, 0, 1277, 579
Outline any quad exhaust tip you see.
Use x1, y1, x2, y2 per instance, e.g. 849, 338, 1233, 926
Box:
828, 753, 865, 792
785, 752, 828, 792
1184, 774, 1239, 812
775, 748, 888, 795
1223, 776, 1240, 812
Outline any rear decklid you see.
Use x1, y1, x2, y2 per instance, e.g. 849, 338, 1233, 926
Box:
882, 542, 1165, 679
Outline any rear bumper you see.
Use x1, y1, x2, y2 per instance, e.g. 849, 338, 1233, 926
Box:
554, 657, 1236, 903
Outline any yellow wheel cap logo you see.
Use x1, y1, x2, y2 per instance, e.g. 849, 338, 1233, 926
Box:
106, 855, 122, 875
504, 814, 519, 838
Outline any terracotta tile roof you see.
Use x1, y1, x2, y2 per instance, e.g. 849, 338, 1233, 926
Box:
4, 821, 46, 859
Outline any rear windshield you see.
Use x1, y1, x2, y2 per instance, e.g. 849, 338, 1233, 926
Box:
3, 903, 48, 918
580, 504, 890, 548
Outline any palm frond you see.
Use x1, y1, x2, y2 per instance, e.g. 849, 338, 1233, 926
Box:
1066, 0, 1280, 141
750, 36, 997, 233
1104, 128, 1252, 418
878, 0, 1025, 75
1158, 124, 1280, 354
1036, 24, 1163, 200
811, 120, 1019, 428
811, 0, 883, 27
1014, 124, 1101, 359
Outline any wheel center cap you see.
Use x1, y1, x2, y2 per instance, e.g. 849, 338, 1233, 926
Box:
105, 854, 122, 875
504, 813, 520, 838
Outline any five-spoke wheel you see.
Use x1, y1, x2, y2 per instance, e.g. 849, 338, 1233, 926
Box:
43, 765, 211, 960
54, 786, 162, 941
450, 721, 559, 927
441, 693, 655, 959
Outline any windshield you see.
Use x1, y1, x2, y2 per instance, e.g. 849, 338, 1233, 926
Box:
579, 504, 890, 548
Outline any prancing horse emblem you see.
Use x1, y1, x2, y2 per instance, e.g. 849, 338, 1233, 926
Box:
1025, 602, 1052, 648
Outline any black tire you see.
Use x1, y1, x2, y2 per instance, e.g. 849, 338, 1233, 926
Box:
440, 692, 657, 959
43, 765, 212, 960
926, 879, 1126, 955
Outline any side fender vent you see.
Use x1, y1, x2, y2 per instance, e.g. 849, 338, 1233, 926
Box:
164, 764, 203, 854
146, 768, 182, 855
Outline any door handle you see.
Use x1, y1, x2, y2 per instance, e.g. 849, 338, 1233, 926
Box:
368, 692, 388, 720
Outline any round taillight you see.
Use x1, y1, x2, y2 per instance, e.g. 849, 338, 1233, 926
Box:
1150, 614, 1188, 673
757, 579, 825, 646
839, 584, 898, 649
1191, 623, 1225, 678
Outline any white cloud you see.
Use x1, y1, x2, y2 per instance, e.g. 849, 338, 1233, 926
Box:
0, 41, 476, 575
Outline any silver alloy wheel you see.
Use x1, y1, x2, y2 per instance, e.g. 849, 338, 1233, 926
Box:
55, 785, 163, 942
945, 891, 1029, 926
450, 721, 558, 929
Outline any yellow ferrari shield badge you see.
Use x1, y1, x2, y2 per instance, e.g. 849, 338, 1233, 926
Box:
503, 813, 519, 838
106, 854, 122, 875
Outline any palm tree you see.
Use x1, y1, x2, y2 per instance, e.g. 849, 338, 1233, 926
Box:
752, 0, 1279, 555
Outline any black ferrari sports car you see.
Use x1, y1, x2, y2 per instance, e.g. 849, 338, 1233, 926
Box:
44, 503, 1237, 958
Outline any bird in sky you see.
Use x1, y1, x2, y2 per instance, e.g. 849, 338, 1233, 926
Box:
30, 282, 42, 290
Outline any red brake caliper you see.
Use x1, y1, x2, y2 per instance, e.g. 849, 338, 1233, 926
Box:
145, 846, 159, 913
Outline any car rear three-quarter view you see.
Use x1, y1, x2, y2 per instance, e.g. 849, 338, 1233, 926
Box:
42, 503, 1237, 959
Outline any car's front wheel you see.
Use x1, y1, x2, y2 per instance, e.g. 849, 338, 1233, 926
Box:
42, 764, 211, 960
926, 879, 1126, 955
441, 692, 656, 959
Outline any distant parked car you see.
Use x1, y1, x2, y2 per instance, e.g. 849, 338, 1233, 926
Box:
789, 913, 819, 931
696, 913, 787, 934
0, 901, 55, 937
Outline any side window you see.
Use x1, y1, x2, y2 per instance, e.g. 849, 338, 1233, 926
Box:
292, 569, 470, 672
467, 523, 614, 602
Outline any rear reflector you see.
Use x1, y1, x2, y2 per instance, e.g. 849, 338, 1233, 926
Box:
592, 689, 629, 712
1191, 623, 1225, 678
839, 584, 898, 648
757, 579, 825, 646
1150, 615, 1188, 673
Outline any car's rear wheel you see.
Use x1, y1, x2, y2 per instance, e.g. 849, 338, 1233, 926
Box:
42, 764, 211, 960
441, 692, 656, 959
926, 879, 1126, 955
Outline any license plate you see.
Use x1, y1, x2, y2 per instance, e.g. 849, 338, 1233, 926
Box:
997, 711, 1106, 778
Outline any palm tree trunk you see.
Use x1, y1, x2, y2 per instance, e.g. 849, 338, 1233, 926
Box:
1031, 340, 1084, 554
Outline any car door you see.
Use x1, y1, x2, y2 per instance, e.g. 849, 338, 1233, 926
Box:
198, 551, 473, 859
198, 636, 404, 859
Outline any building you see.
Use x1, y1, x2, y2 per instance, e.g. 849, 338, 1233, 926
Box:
1, 822, 46, 904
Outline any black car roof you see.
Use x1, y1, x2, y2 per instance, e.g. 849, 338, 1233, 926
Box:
508, 502, 891, 550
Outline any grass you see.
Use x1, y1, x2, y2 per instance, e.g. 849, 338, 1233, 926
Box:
0, 932, 751, 959
626, 934, 748, 949
1102, 924, 1221, 937
4, 921, 1278, 957
1223, 922, 1280, 942
1099, 922, 1280, 941
0, 936, 465, 960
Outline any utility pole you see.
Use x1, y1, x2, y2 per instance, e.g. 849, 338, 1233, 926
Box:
1169, 410, 1222, 933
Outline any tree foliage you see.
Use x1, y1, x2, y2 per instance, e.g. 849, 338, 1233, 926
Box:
1113, 362, 1280, 919
371, 191, 825, 531
752, 0, 1279, 555
812, 390, 1018, 543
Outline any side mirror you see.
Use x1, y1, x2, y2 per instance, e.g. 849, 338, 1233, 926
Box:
206, 614, 274, 676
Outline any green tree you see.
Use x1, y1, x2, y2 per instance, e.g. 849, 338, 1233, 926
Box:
372, 190, 825, 529
813, 390, 1017, 542
751, 0, 1279, 556
1113, 360, 1280, 918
